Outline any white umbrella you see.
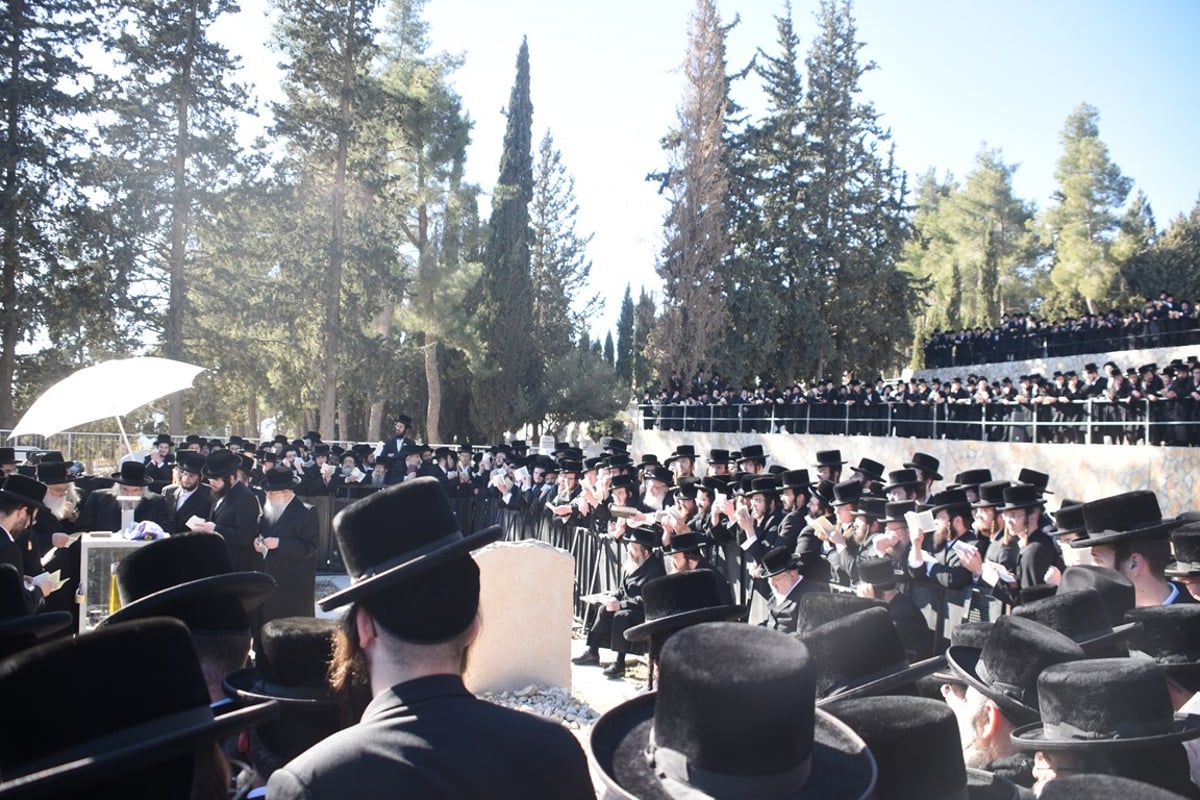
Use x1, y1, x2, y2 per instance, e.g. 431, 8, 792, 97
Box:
9, 357, 207, 452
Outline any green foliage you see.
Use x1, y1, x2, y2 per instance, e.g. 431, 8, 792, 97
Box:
615, 284, 635, 386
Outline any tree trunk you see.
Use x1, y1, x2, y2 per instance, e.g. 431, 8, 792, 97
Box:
245, 398, 258, 439
0, 0, 24, 428
424, 338, 441, 443
167, 0, 198, 434
367, 296, 391, 440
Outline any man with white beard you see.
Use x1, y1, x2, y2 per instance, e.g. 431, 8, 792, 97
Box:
77, 461, 169, 533
253, 466, 319, 648
35, 458, 89, 634
641, 465, 673, 512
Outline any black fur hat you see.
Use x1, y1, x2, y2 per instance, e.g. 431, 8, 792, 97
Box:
1124, 605, 1200, 692
623, 571, 745, 643
793, 592, 884, 637
1011, 587, 1139, 657
1166, 522, 1200, 577
1076, 490, 1182, 548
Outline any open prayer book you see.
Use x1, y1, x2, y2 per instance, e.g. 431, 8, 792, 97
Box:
26, 570, 66, 594
579, 592, 614, 604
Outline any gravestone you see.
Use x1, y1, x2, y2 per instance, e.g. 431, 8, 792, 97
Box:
464, 539, 574, 694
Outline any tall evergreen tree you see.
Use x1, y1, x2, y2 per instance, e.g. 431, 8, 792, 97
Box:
1143, 198, 1200, 303
603, 331, 615, 366
1042, 102, 1132, 314
1112, 189, 1158, 302
614, 284, 635, 386
802, 0, 916, 379
632, 288, 656, 391
98, 0, 250, 432
271, 0, 381, 438
473, 39, 537, 440
649, 0, 733, 383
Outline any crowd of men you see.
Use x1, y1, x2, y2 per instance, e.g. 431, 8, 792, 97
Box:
924, 291, 1200, 368
640, 357, 1200, 446
3, 419, 1200, 797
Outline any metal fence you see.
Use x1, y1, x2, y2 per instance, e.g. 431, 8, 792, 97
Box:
636, 398, 1200, 446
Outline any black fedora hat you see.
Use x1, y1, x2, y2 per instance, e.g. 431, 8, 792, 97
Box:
0, 564, 72, 658
34, 460, 71, 486
1012, 587, 1139, 656
856, 556, 901, 591
831, 479, 863, 507
854, 496, 886, 521
224, 616, 339, 707
0, 474, 49, 513
737, 444, 768, 464
902, 452, 941, 480
0, 618, 278, 798
637, 453, 660, 468
624, 571, 746, 643
610, 474, 639, 493
1124, 605, 1200, 692
812, 449, 846, 468
793, 592, 885, 638
1075, 491, 1182, 548
950, 468, 993, 491
1040, 775, 1192, 800
760, 545, 801, 577
705, 448, 731, 465
1049, 500, 1087, 536
801, 606, 945, 703
849, 458, 885, 483
811, 479, 836, 507
625, 523, 663, 551
1055, 565, 1135, 629
644, 465, 674, 486
1012, 658, 1200, 751
262, 466, 302, 492
929, 488, 970, 517
971, 480, 1010, 509
882, 469, 921, 492
824, 696, 1018, 800
998, 483, 1042, 512
664, 445, 696, 465
946, 615, 1087, 725
747, 475, 780, 497
931, 621, 995, 685
779, 469, 813, 493
660, 532, 711, 556
175, 450, 205, 475
318, 477, 501, 611
0, 447, 16, 464
589, 622, 877, 800
1166, 520, 1200, 577
1016, 467, 1053, 495
111, 460, 154, 487
201, 448, 242, 479
881, 500, 916, 525
102, 533, 275, 630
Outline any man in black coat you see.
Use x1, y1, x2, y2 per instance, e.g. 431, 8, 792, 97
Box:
267, 478, 593, 800
762, 541, 830, 633
253, 467, 319, 649
0, 474, 54, 613
189, 449, 261, 573
573, 524, 667, 679
77, 461, 169, 533
160, 451, 210, 534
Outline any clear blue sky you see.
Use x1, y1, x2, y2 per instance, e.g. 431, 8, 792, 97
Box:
218, 0, 1200, 338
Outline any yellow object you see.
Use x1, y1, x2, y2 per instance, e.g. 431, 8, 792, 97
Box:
107, 561, 121, 614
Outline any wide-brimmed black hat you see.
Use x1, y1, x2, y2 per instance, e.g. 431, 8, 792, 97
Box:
318, 477, 501, 611
812, 449, 846, 468
946, 615, 1087, 725
778, 469, 813, 493
34, 460, 72, 486
831, 479, 863, 507
793, 592, 885, 638
609, 474, 639, 494
1124, 605, 1200, 692
1016, 468, 1053, 495
590, 623, 877, 800
1049, 500, 1087, 537
857, 556, 901, 591
824, 696, 1018, 800
970, 480, 1010, 509
849, 458, 885, 483
903, 452, 941, 480
636, 453, 660, 468
262, 466, 302, 492
1074, 490, 1182, 548
1166, 522, 1200, 577
0, 447, 16, 464
660, 532, 711, 556
644, 465, 674, 486
663, 445, 696, 466
760, 545, 801, 577
998, 483, 1042, 512
0, 564, 72, 658
174, 450, 205, 475
224, 616, 339, 707
950, 469, 993, 493
737, 444, 768, 464
102, 533, 275, 630
929, 488, 970, 517
1039, 775, 1191, 800
854, 496, 886, 521
802, 607, 945, 703
704, 448, 732, 465
0, 474, 50, 513
1012, 587, 1139, 656
747, 475, 780, 498
0, 618, 278, 798
201, 448, 242, 479
1012, 658, 1200, 751
881, 500, 917, 525
882, 469, 921, 492
604, 438, 629, 454
625, 524, 663, 550
624, 572, 745, 643
1056, 565, 1135, 628
931, 621, 995, 685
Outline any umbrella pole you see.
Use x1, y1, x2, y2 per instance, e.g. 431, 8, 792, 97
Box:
115, 416, 134, 457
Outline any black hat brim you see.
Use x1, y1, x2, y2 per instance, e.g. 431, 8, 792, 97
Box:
0, 610, 73, 642
946, 646, 1040, 725
589, 692, 877, 800
1011, 713, 1200, 752
1165, 561, 1200, 578
1077, 518, 1184, 549
0, 696, 278, 798
318, 523, 503, 611
101, 571, 276, 628
624, 604, 748, 643
1076, 621, 1140, 656
0, 489, 50, 513
902, 463, 942, 480
223, 666, 336, 708
109, 475, 154, 487
816, 654, 948, 705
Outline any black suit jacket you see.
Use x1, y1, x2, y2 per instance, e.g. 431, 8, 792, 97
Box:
267, 674, 594, 800
77, 489, 169, 533
258, 499, 319, 624
161, 483, 211, 534
210, 482, 261, 573
766, 577, 829, 634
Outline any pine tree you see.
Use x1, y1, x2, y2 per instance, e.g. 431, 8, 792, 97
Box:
97, 0, 250, 432
1042, 103, 1132, 314
603, 332, 615, 366
1113, 189, 1158, 302
473, 39, 538, 440
649, 0, 733, 383
615, 284, 635, 385
632, 288, 657, 391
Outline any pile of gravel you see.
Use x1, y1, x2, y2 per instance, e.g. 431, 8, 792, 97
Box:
479, 684, 600, 730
